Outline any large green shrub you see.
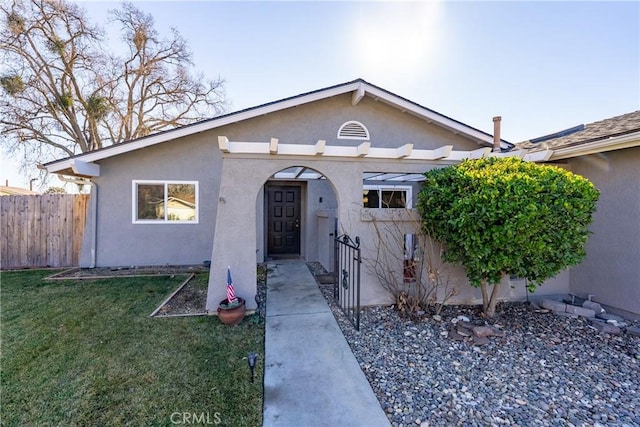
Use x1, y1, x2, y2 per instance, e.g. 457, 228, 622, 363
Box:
417, 157, 599, 316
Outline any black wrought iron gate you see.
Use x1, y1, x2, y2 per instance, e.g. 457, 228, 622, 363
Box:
334, 234, 361, 330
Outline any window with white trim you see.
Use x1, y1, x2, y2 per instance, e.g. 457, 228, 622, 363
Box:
132, 180, 198, 223
363, 185, 412, 208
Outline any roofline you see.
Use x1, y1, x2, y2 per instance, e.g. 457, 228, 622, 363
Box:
44, 78, 512, 174
548, 130, 640, 160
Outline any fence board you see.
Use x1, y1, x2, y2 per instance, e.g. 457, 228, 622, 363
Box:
0, 194, 89, 269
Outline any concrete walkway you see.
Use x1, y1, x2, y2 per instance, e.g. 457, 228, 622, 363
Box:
263, 259, 390, 427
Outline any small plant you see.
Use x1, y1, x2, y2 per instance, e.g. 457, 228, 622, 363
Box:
362, 208, 457, 318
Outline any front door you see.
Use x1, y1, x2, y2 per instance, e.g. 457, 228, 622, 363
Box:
266, 185, 301, 255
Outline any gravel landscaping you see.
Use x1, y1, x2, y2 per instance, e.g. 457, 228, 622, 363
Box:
307, 263, 640, 427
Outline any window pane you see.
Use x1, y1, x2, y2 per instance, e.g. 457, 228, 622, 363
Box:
363, 189, 380, 208
381, 190, 406, 208
167, 184, 196, 221
137, 184, 165, 220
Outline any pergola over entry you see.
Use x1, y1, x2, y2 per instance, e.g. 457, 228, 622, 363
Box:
217, 136, 554, 162
204, 137, 555, 313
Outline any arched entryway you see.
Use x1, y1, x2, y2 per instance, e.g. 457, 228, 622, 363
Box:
260, 166, 339, 273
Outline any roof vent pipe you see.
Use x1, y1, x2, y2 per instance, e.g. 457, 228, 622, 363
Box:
493, 116, 502, 152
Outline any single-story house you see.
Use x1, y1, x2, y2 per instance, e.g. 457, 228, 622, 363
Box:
519, 111, 640, 317
44, 79, 585, 313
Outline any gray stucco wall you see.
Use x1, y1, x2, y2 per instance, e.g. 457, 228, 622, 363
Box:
569, 147, 640, 315
84, 132, 220, 267
213, 93, 481, 151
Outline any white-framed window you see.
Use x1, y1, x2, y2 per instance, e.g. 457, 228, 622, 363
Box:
363, 185, 412, 208
132, 180, 198, 224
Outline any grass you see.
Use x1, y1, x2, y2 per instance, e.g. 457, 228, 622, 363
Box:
1, 270, 264, 426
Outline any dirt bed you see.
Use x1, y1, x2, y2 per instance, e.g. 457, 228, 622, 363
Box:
49, 265, 209, 279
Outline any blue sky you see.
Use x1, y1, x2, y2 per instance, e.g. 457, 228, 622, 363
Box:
2, 0, 639, 189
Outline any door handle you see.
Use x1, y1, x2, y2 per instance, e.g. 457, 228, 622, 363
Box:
295, 219, 300, 229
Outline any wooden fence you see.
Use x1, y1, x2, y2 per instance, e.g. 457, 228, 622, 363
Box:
1, 194, 89, 269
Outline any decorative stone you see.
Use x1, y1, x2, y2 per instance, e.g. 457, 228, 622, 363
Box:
625, 326, 640, 337
596, 312, 624, 322
472, 326, 496, 338
432, 314, 442, 322
456, 327, 472, 337
565, 304, 596, 318
582, 300, 604, 313
473, 335, 490, 346
541, 299, 567, 312
449, 330, 465, 341
590, 320, 621, 335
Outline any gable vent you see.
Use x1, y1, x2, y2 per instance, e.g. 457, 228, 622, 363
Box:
338, 121, 369, 140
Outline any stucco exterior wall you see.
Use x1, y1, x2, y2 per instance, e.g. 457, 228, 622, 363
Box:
83, 132, 220, 267
305, 180, 338, 264
568, 147, 640, 315
213, 94, 481, 151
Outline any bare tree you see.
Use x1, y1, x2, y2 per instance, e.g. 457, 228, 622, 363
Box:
0, 0, 226, 169
363, 208, 457, 318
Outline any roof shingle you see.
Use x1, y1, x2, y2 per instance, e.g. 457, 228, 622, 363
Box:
520, 110, 640, 152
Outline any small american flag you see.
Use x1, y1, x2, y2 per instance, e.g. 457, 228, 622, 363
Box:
226, 266, 237, 304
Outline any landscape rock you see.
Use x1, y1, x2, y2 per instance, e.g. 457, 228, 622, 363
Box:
582, 300, 605, 313
626, 326, 640, 337
472, 326, 496, 338
456, 327, 472, 337
472, 335, 490, 346
541, 299, 567, 312
565, 304, 596, 318
309, 262, 640, 427
596, 312, 624, 322
589, 320, 622, 335
448, 330, 465, 341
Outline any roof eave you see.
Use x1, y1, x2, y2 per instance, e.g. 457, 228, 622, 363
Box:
44, 79, 507, 174
549, 131, 640, 160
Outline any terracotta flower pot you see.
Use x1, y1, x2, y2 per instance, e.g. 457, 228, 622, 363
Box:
217, 297, 246, 326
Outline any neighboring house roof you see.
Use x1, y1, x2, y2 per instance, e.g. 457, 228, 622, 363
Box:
43, 78, 513, 177
151, 196, 196, 209
519, 110, 640, 160
0, 185, 39, 195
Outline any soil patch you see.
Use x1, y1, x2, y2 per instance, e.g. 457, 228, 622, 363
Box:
47, 265, 209, 279
154, 275, 208, 316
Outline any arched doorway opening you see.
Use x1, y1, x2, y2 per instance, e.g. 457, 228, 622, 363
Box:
259, 165, 338, 273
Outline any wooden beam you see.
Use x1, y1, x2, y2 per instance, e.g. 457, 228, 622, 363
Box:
523, 149, 553, 162
431, 145, 453, 160
357, 142, 370, 157
218, 136, 230, 153
352, 83, 365, 105
468, 147, 491, 159
396, 144, 413, 158
71, 160, 100, 177
315, 139, 326, 155
490, 149, 526, 159
269, 138, 279, 154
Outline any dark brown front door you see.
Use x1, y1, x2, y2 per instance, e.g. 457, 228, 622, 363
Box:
267, 185, 301, 255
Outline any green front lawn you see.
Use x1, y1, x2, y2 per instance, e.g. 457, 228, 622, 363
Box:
1, 270, 264, 426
